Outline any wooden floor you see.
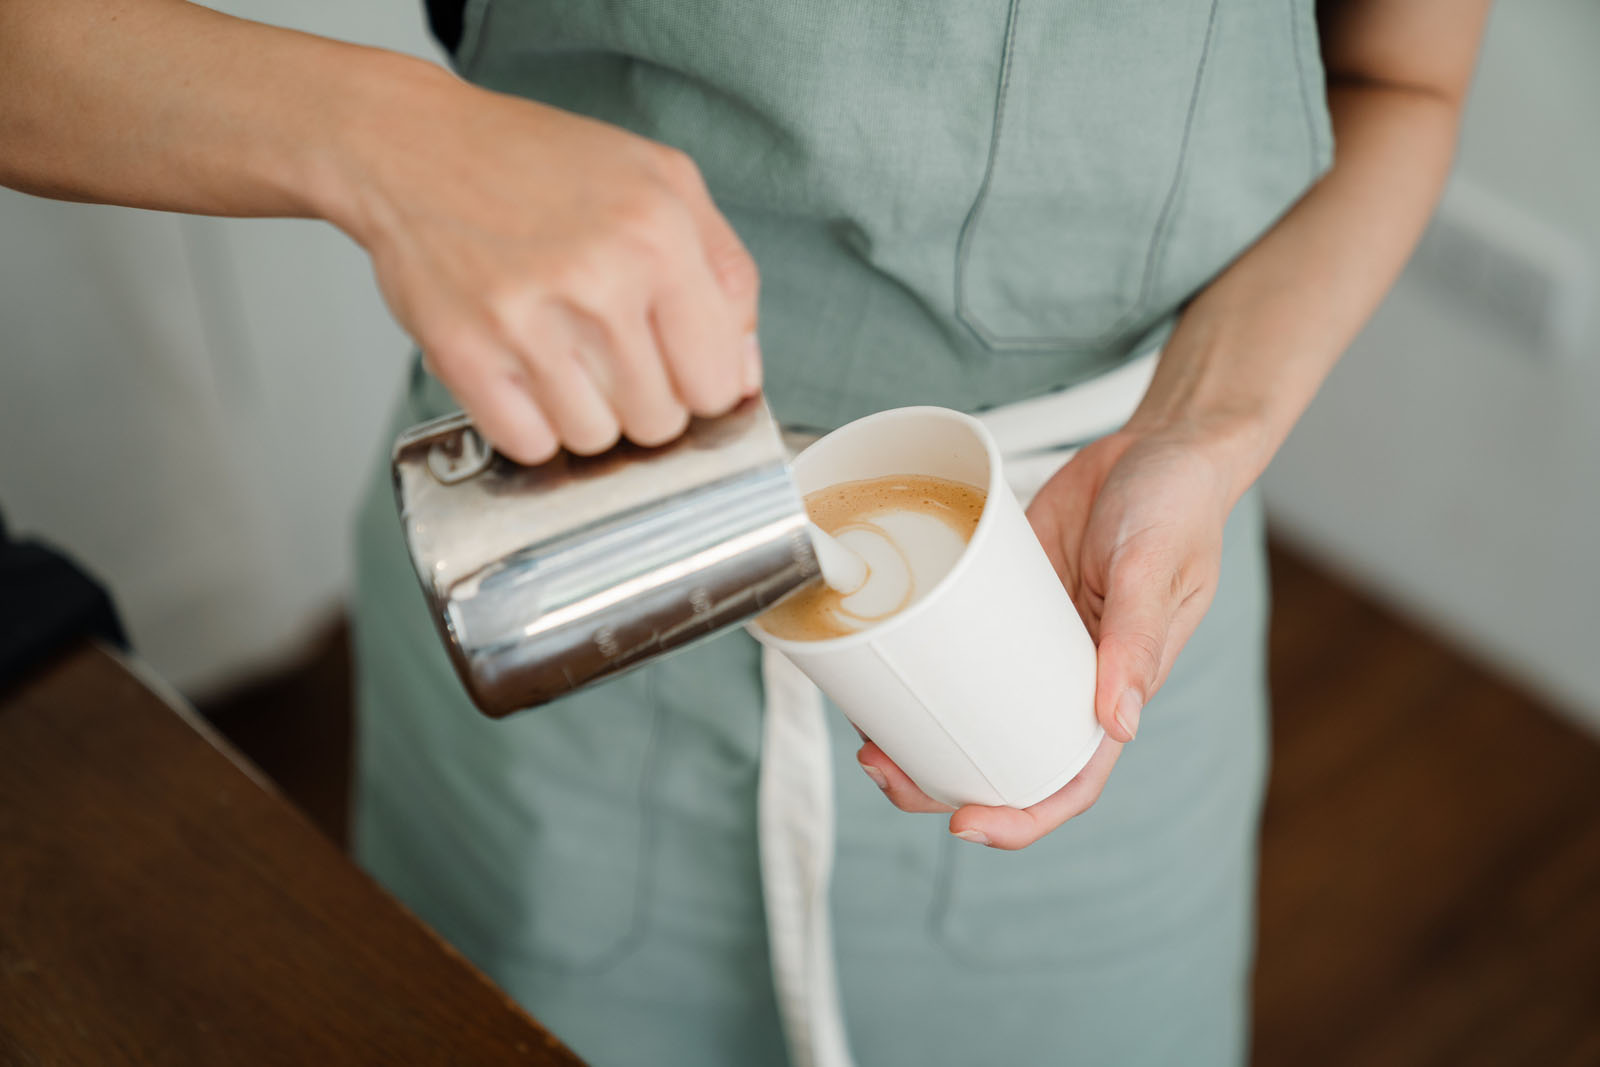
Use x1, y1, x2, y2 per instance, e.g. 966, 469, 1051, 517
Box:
200, 542, 1600, 1065
1256, 548, 1600, 1067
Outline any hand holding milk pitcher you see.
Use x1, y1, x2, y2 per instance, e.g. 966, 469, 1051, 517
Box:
392, 397, 1103, 811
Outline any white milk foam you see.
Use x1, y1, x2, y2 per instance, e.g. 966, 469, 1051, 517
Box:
757, 474, 986, 642
829, 511, 968, 630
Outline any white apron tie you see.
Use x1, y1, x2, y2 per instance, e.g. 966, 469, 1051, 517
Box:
756, 351, 1159, 1067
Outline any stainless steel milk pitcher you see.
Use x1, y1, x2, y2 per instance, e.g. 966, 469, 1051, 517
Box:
391, 397, 821, 716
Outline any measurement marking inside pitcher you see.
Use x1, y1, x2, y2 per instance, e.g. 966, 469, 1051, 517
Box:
788, 528, 815, 572
517, 516, 807, 639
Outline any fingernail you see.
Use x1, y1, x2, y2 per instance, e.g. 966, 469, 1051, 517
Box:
742, 332, 763, 395
954, 829, 990, 846
859, 762, 889, 790
1115, 688, 1143, 741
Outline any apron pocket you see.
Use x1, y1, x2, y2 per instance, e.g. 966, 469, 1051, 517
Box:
955, 0, 1220, 351
928, 824, 1140, 971
499, 672, 666, 975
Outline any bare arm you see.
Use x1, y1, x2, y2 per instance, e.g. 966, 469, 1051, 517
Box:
0, 0, 386, 218
861, 0, 1495, 848
1126, 0, 1495, 480
0, 0, 761, 461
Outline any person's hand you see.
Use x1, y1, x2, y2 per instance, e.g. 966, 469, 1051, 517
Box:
329, 64, 761, 462
855, 423, 1247, 849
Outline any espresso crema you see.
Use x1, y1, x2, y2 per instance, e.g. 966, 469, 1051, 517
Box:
758, 474, 985, 641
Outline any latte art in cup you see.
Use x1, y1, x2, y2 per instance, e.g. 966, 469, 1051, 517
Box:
758, 474, 985, 641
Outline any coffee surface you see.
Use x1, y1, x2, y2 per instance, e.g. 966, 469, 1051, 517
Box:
759, 474, 985, 641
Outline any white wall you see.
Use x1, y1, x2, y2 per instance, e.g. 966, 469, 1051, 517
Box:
1263, 0, 1600, 730
0, 1, 444, 693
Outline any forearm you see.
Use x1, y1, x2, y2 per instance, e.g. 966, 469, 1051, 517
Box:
1125, 79, 1464, 497
0, 0, 440, 228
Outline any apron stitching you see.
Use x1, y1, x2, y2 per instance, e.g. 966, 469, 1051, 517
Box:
1287, 0, 1326, 179
951, 0, 1023, 345
924, 828, 960, 940
536, 679, 665, 977
953, 0, 1223, 352
1133, 0, 1221, 322
454, 0, 496, 78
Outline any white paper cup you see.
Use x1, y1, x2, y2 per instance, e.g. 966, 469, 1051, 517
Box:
750, 407, 1103, 809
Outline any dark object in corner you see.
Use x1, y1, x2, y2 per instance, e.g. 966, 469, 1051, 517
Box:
0, 508, 127, 690
424, 0, 466, 53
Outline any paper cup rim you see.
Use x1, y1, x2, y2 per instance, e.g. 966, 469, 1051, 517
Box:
751, 405, 1004, 654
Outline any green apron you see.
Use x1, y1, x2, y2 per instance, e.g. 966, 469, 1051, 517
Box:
353, 2, 1330, 1063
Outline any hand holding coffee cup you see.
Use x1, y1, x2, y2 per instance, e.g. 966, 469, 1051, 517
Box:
854, 418, 1241, 850
750, 407, 1105, 816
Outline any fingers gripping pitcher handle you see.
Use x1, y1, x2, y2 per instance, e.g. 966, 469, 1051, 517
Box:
390, 398, 823, 715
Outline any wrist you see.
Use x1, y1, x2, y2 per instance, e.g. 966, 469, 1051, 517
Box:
300, 48, 461, 246
1122, 394, 1280, 506
1121, 309, 1310, 502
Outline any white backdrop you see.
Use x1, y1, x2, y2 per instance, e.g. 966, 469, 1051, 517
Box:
1263, 0, 1600, 731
